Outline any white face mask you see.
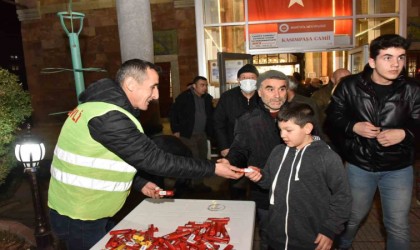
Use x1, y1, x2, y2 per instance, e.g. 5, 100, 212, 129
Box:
239, 79, 257, 93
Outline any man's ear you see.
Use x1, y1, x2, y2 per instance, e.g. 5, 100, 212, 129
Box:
368, 58, 376, 69
124, 77, 136, 92
304, 123, 314, 135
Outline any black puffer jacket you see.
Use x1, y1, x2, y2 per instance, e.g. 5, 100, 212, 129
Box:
79, 79, 215, 190
213, 87, 259, 151
227, 100, 283, 209
326, 65, 420, 171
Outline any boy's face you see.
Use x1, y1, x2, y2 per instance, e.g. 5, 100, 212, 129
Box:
368, 47, 406, 85
279, 119, 313, 150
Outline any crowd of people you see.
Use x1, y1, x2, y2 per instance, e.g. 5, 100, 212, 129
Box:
47, 34, 420, 250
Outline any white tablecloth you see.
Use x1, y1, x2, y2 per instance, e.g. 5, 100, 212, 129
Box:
91, 198, 256, 250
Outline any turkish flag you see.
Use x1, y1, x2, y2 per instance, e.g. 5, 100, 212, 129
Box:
248, 0, 352, 34
248, 0, 351, 21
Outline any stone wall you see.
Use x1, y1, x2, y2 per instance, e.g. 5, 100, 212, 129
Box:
151, 2, 198, 87
21, 7, 121, 125
20, 0, 198, 125
408, 0, 419, 17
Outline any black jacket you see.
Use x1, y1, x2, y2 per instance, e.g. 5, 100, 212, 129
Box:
169, 88, 214, 138
258, 139, 351, 249
326, 65, 420, 171
227, 100, 282, 209
213, 87, 259, 151
79, 79, 215, 190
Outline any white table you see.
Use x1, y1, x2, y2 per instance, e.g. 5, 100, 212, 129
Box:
91, 199, 256, 250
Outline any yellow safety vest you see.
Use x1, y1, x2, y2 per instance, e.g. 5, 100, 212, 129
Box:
48, 102, 142, 220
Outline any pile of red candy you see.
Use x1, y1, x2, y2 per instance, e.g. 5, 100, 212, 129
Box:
105, 217, 233, 249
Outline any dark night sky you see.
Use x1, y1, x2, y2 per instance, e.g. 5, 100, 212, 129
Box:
0, 1, 20, 37
0, 1, 27, 86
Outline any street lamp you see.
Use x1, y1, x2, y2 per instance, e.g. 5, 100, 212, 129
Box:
15, 124, 52, 249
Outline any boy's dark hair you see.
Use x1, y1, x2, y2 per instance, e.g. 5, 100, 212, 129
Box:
116, 58, 161, 86
369, 34, 411, 59
278, 103, 315, 128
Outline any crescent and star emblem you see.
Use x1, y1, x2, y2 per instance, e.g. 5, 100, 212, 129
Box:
289, 0, 304, 8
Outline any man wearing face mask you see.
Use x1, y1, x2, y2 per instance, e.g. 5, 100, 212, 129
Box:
213, 64, 259, 199
213, 64, 259, 158
226, 70, 289, 250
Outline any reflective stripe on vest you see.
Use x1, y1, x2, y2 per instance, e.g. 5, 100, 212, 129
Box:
51, 146, 135, 192
54, 145, 136, 174
48, 102, 143, 220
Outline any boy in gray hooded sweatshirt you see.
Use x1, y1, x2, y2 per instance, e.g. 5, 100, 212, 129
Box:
245, 102, 351, 250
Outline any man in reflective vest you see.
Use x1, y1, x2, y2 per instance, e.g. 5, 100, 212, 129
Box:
48, 59, 243, 250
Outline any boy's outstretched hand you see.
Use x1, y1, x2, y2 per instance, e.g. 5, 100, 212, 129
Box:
314, 233, 332, 250
244, 166, 262, 182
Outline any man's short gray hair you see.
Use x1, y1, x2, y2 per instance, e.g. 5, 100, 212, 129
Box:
116, 59, 161, 86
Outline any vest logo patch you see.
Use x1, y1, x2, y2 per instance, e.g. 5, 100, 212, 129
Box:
68, 108, 83, 123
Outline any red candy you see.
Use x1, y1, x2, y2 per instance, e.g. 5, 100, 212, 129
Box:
105, 217, 232, 249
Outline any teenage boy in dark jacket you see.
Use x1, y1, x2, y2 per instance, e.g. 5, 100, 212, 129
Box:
170, 76, 214, 191
246, 103, 351, 250
327, 34, 420, 250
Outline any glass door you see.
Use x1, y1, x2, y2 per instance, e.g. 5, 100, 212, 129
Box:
348, 45, 369, 74
217, 52, 253, 95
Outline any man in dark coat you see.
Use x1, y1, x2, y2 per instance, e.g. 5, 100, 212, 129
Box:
170, 76, 214, 191
213, 64, 259, 157
311, 68, 350, 125
213, 64, 260, 198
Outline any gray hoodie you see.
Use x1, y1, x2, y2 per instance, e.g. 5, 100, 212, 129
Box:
258, 138, 351, 249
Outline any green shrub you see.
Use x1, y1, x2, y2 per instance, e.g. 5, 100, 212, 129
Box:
0, 68, 32, 185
